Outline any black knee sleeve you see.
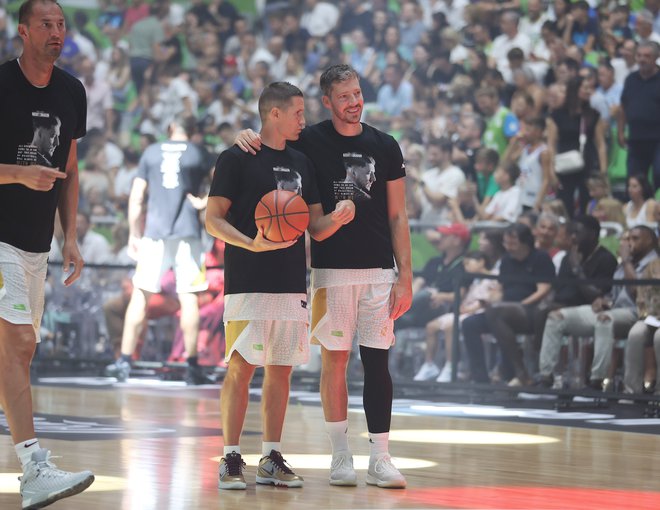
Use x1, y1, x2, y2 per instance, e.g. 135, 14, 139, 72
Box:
360, 345, 393, 434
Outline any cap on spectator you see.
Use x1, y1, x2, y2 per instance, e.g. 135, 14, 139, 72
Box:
437, 223, 471, 242
224, 55, 237, 67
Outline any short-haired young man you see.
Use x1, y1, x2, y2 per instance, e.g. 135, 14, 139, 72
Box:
206, 81, 355, 490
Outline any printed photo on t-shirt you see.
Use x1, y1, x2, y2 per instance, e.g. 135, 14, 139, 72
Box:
16, 111, 61, 167
274, 166, 302, 195
334, 152, 376, 202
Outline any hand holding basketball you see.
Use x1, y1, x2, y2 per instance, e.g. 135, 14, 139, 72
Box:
255, 189, 309, 242
251, 228, 296, 252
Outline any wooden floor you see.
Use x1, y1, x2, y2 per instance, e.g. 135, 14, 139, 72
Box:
2, 380, 660, 510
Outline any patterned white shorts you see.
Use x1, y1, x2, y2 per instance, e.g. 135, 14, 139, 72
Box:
0, 242, 48, 341
310, 282, 395, 351
224, 319, 309, 367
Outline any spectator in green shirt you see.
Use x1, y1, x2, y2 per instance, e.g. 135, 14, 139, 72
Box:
476, 86, 519, 156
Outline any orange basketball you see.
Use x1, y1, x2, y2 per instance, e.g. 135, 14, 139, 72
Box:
254, 190, 309, 242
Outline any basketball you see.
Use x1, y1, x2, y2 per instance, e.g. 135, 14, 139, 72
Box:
254, 190, 309, 242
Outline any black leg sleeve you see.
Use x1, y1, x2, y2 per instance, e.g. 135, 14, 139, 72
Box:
360, 345, 393, 434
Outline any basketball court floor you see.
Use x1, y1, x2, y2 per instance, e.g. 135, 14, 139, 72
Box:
2, 373, 660, 510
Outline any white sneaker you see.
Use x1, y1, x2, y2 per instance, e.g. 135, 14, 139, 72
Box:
20, 449, 94, 509
413, 362, 440, 381
329, 451, 357, 486
507, 377, 523, 387
366, 454, 406, 488
552, 374, 564, 390
436, 362, 452, 383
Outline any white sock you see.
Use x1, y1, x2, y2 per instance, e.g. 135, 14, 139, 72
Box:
15, 439, 41, 469
325, 419, 350, 454
368, 432, 389, 459
262, 441, 280, 457
223, 445, 240, 456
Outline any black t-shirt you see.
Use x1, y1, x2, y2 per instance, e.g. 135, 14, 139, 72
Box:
554, 245, 617, 306
500, 248, 555, 302
138, 140, 211, 240
420, 254, 465, 292
550, 106, 600, 171
429, 62, 463, 86
289, 121, 406, 270
621, 70, 660, 142
0, 60, 86, 253
209, 144, 320, 295
159, 35, 182, 68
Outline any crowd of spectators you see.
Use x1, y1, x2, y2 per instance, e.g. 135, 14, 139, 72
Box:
4, 0, 660, 392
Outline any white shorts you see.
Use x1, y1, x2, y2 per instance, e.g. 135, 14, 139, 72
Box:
133, 237, 208, 294
224, 319, 309, 366
310, 282, 394, 351
0, 242, 48, 342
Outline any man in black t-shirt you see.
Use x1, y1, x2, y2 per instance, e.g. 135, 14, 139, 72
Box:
618, 41, 660, 187
235, 65, 412, 489
463, 223, 556, 385
105, 117, 212, 386
394, 223, 470, 332
0, 1, 94, 507
533, 216, 617, 387
206, 82, 354, 491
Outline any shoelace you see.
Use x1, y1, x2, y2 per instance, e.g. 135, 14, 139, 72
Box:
374, 455, 396, 474
267, 451, 294, 475
19, 455, 64, 482
223, 453, 245, 476
332, 454, 351, 469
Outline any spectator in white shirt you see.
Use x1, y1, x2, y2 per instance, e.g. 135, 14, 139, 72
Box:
635, 10, 660, 46
441, 27, 469, 65
596, 60, 623, 124
373, 63, 414, 120
149, 64, 199, 134
429, 0, 468, 31
78, 57, 113, 136
519, 0, 548, 46
481, 162, 522, 223
300, 0, 340, 37
78, 212, 112, 265
416, 137, 466, 225
489, 11, 531, 79
612, 39, 639, 85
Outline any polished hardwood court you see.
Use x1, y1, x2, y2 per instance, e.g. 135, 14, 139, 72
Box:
2, 379, 660, 510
